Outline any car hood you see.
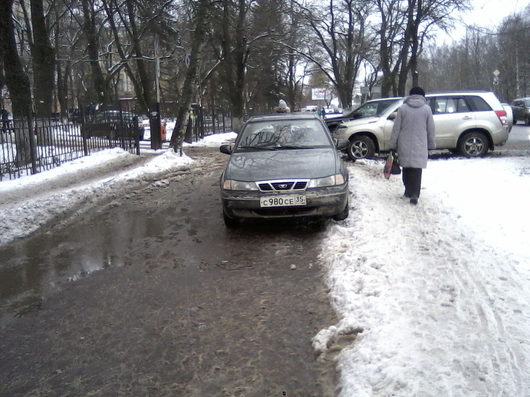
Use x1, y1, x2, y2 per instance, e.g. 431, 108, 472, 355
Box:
341, 116, 380, 127
224, 148, 340, 181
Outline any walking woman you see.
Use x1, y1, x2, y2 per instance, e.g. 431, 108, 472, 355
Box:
389, 86, 436, 205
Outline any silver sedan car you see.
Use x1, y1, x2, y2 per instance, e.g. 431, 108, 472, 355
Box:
219, 113, 349, 227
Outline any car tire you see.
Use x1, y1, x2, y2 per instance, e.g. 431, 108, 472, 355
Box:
347, 135, 375, 160
332, 201, 349, 221
223, 211, 239, 228
526, 116, 530, 126
457, 131, 488, 157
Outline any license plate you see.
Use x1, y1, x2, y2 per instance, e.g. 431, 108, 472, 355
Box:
260, 195, 306, 207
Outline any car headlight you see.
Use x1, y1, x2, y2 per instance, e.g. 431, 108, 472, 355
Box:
308, 174, 345, 188
222, 179, 258, 190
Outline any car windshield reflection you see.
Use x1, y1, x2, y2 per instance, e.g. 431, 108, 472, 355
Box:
237, 120, 330, 150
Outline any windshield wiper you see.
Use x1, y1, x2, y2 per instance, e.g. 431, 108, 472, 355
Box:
276, 145, 311, 150
237, 145, 279, 150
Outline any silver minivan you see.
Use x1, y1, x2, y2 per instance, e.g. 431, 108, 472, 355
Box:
334, 91, 510, 160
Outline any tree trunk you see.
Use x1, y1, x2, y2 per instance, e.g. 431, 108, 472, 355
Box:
81, 0, 107, 106
124, 0, 152, 112
0, 0, 33, 165
169, 0, 209, 153
220, 0, 247, 131
30, 0, 55, 117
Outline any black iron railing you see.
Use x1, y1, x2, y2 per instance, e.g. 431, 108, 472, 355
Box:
1, 115, 140, 181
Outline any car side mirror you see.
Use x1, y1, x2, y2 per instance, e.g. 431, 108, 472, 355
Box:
387, 112, 397, 121
220, 144, 233, 154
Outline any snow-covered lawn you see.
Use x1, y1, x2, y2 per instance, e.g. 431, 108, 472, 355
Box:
1, 132, 529, 395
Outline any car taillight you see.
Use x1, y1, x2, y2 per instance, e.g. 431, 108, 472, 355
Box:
495, 110, 507, 125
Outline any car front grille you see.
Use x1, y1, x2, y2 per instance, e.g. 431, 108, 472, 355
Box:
257, 180, 308, 192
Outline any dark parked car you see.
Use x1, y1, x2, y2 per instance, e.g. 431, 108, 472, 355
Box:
81, 110, 144, 139
511, 97, 530, 125
219, 113, 349, 227
325, 97, 402, 133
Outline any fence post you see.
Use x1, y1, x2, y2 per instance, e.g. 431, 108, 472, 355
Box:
27, 115, 38, 175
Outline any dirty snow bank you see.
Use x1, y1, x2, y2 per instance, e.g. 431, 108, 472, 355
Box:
0, 132, 237, 246
318, 156, 530, 396
0, 149, 194, 246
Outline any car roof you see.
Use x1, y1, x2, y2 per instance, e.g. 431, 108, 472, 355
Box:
246, 113, 322, 122
425, 90, 493, 96
363, 97, 402, 102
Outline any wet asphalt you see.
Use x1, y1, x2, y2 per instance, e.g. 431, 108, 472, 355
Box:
0, 147, 339, 396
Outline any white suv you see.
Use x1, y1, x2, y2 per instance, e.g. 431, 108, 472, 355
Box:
334, 91, 510, 160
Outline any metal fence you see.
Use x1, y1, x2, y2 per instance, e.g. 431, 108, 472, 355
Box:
1, 115, 139, 181
190, 111, 233, 142
1, 109, 233, 181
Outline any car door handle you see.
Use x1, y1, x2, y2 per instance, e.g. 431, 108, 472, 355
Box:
462, 116, 473, 120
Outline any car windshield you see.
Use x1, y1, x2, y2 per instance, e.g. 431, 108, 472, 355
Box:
351, 99, 400, 118
237, 119, 330, 149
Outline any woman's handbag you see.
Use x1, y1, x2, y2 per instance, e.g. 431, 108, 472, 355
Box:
384, 151, 401, 179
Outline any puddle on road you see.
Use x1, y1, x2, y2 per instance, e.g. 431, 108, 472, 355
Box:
0, 207, 168, 321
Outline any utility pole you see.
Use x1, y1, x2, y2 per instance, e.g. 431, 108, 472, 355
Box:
515, 47, 521, 98
150, 35, 162, 149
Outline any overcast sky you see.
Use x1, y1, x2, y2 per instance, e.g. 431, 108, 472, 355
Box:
469, 0, 528, 25
435, 0, 529, 43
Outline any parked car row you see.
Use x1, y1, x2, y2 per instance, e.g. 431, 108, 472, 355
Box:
217, 91, 526, 227
330, 91, 511, 160
80, 109, 145, 140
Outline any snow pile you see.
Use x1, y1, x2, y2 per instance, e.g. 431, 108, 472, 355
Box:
319, 157, 530, 396
0, 148, 131, 194
0, 133, 238, 246
183, 132, 238, 147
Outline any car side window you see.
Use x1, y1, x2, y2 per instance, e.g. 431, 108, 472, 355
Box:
355, 103, 378, 117
429, 98, 445, 114
429, 97, 471, 114
465, 96, 491, 112
457, 98, 470, 112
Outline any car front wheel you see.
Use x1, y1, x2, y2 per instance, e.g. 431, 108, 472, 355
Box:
332, 200, 349, 221
347, 135, 375, 160
223, 210, 239, 228
458, 132, 488, 157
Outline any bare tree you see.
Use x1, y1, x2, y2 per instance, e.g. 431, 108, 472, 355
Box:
29, 0, 55, 117
297, 0, 371, 108
0, 0, 33, 164
0, 0, 33, 118
80, 0, 108, 106
373, 0, 469, 96
169, 0, 211, 152
497, 12, 530, 99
